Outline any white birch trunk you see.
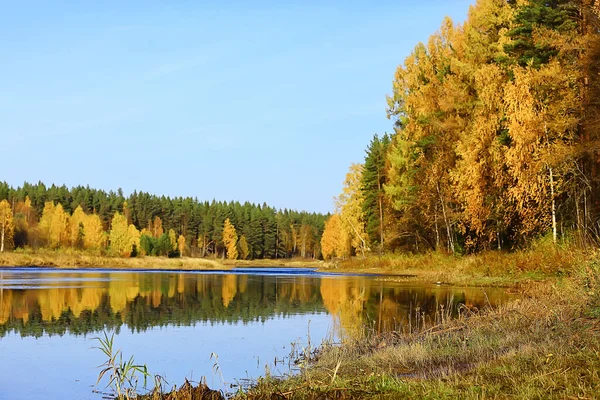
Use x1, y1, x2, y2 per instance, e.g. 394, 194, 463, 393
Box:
549, 166, 557, 244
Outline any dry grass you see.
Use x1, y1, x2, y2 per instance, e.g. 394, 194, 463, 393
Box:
0, 248, 227, 270
240, 253, 600, 399
325, 239, 586, 287
222, 258, 323, 268
141, 379, 225, 400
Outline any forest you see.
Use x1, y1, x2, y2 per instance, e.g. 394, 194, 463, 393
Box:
1, 0, 599, 263
322, 0, 600, 258
0, 181, 326, 260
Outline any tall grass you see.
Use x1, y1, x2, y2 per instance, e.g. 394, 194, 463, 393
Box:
241, 258, 600, 399
95, 331, 150, 399
330, 240, 587, 288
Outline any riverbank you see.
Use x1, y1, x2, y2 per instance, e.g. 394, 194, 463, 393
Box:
237, 248, 600, 399
320, 241, 588, 287
0, 249, 227, 270
0, 248, 323, 271
128, 246, 600, 399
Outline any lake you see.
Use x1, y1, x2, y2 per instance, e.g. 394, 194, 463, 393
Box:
0, 267, 509, 399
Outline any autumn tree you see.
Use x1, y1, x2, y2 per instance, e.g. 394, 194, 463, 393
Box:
168, 229, 177, 252
70, 206, 86, 249
0, 200, 14, 252
320, 214, 348, 260
37, 202, 69, 248
109, 212, 135, 257
503, 62, 580, 241
449, 0, 514, 250
13, 196, 33, 248
238, 235, 250, 260
386, 19, 464, 253
83, 213, 106, 250
151, 216, 163, 238
177, 234, 186, 257
336, 164, 368, 256
222, 218, 238, 260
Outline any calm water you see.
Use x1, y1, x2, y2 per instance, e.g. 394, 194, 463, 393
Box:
0, 267, 509, 399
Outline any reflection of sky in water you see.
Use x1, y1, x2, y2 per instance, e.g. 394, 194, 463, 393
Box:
0, 277, 113, 287
0, 314, 331, 400
0, 268, 509, 400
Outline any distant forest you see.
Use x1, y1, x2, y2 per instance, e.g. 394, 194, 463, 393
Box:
0, 181, 327, 259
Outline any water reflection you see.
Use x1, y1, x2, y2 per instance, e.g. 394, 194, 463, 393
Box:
0, 268, 507, 339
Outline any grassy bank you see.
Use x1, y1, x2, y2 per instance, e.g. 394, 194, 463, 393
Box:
0, 248, 323, 271
0, 248, 227, 270
238, 249, 600, 399
8, 245, 600, 398
321, 240, 587, 287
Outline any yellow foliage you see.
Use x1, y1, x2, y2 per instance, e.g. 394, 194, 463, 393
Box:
335, 164, 367, 256
37, 202, 69, 248
223, 218, 238, 260
152, 216, 163, 238
108, 273, 140, 313
128, 224, 141, 255
321, 214, 346, 260
177, 234, 186, 256
221, 274, 238, 308
168, 229, 177, 251
0, 199, 14, 252
109, 212, 138, 257
69, 206, 86, 248
83, 213, 106, 250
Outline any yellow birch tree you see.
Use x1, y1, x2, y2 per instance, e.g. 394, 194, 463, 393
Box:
70, 206, 86, 249
83, 213, 106, 250
168, 229, 177, 252
109, 212, 131, 257
0, 200, 14, 252
320, 214, 346, 260
37, 202, 69, 248
336, 164, 368, 257
128, 224, 141, 256
177, 234, 186, 256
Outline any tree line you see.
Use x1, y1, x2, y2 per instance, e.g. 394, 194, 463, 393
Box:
322, 0, 600, 258
0, 181, 326, 259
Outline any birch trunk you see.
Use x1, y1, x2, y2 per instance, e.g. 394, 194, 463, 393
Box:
549, 166, 557, 245
437, 183, 454, 254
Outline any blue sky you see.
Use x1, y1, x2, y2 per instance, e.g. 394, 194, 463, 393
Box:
1, 1, 475, 213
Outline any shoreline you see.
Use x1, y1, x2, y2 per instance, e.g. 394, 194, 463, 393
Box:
0, 249, 325, 272
237, 250, 600, 399
0, 247, 574, 287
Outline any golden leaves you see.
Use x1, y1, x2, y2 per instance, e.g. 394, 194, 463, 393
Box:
222, 218, 238, 260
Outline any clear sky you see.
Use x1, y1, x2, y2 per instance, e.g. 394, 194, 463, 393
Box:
1, 1, 475, 214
